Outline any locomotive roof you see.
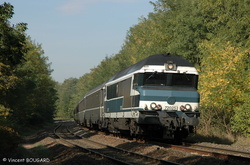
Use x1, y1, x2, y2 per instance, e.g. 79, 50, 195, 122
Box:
109, 53, 194, 81
85, 54, 194, 96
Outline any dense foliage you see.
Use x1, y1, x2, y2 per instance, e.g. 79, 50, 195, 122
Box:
199, 40, 250, 135
0, 3, 57, 156
56, 78, 78, 118
56, 0, 250, 137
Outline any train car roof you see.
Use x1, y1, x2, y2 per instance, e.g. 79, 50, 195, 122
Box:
108, 53, 194, 81
84, 53, 194, 96
84, 81, 106, 97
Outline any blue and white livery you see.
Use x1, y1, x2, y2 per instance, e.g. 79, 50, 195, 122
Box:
74, 54, 200, 140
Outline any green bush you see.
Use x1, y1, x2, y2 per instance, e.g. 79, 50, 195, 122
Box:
0, 120, 21, 157
231, 93, 250, 136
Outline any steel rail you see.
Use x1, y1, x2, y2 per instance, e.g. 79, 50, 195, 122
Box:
154, 142, 250, 163
67, 125, 182, 165
54, 123, 132, 165
180, 143, 250, 162
184, 143, 250, 157
73, 124, 250, 163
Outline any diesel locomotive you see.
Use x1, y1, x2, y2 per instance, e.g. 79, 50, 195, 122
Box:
74, 54, 200, 140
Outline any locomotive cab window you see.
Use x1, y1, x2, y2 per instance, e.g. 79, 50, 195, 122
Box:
133, 73, 144, 87
144, 72, 166, 86
171, 73, 198, 88
140, 72, 198, 89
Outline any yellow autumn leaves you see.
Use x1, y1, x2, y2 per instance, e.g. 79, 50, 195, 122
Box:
198, 40, 250, 135
199, 41, 249, 109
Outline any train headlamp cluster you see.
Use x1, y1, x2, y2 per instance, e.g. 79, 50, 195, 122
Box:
145, 103, 193, 111
165, 61, 177, 71
150, 102, 162, 110
180, 104, 192, 111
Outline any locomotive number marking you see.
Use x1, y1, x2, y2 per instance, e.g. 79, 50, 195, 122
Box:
165, 106, 178, 110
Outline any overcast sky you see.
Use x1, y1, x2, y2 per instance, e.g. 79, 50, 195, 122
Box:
3, 0, 155, 82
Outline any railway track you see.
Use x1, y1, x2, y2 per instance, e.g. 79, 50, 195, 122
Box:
80, 127, 250, 164
77, 125, 250, 163
54, 122, 181, 165
182, 142, 250, 159
164, 143, 250, 162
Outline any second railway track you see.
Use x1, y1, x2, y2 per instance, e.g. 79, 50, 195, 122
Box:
163, 143, 250, 162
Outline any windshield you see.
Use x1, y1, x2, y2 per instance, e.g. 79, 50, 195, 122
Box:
134, 73, 198, 88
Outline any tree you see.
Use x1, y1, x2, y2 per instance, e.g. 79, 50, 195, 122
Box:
8, 39, 57, 125
150, 0, 250, 64
0, 3, 27, 107
199, 40, 250, 135
56, 78, 78, 118
0, 2, 27, 156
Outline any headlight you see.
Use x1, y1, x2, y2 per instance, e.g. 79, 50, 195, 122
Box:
168, 64, 174, 70
185, 104, 192, 111
150, 103, 162, 110
150, 102, 157, 110
165, 61, 177, 71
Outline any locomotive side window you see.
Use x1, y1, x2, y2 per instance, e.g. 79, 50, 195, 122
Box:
107, 78, 132, 101
107, 83, 118, 100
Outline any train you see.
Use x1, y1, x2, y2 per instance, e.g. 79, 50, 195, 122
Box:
74, 54, 200, 140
